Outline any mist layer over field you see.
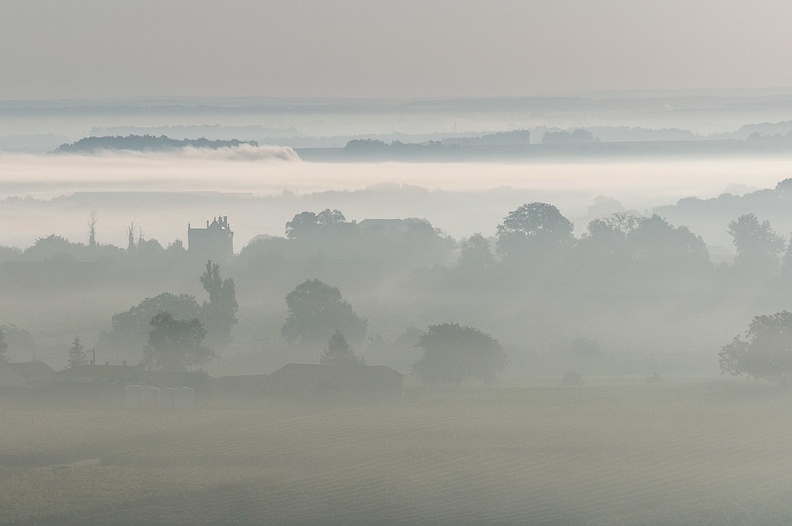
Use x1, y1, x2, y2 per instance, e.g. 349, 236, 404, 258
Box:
2, 151, 790, 248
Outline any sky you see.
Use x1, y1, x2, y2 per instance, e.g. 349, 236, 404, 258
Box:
4, 0, 792, 100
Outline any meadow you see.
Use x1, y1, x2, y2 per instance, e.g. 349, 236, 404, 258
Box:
2, 381, 792, 525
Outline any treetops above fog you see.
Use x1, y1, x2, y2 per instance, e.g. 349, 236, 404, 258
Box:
4, 199, 792, 282
7, 194, 792, 384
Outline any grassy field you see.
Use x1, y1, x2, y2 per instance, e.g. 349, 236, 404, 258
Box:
2, 381, 792, 525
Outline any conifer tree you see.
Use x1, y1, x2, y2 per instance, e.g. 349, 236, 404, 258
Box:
67, 337, 88, 369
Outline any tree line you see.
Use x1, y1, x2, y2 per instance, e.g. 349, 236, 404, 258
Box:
6, 194, 792, 385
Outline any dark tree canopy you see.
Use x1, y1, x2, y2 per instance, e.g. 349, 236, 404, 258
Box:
281, 279, 367, 346
144, 311, 214, 372
0, 324, 36, 360
105, 293, 202, 350
317, 209, 346, 227
576, 213, 710, 276
285, 211, 319, 239
23, 234, 81, 261
576, 214, 634, 268
496, 202, 574, 260
457, 233, 495, 271
285, 209, 346, 239
628, 215, 710, 273
728, 213, 785, 274
320, 330, 365, 366
720, 311, 792, 385
413, 323, 508, 386
55, 135, 257, 153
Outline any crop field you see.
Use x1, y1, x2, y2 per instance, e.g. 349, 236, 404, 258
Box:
2, 381, 792, 524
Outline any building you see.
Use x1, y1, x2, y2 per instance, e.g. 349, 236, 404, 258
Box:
53, 363, 142, 387
0, 365, 34, 390
5, 361, 55, 388
267, 363, 404, 400
188, 216, 234, 262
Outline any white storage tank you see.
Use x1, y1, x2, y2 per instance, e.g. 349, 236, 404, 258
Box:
143, 386, 160, 408
157, 387, 176, 409
174, 386, 195, 409
124, 385, 144, 409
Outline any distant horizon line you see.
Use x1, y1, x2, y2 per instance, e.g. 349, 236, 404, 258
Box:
5, 86, 792, 106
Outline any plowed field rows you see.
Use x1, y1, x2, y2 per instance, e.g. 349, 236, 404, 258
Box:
4, 382, 792, 524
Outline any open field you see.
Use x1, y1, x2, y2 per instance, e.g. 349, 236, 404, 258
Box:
2, 381, 792, 524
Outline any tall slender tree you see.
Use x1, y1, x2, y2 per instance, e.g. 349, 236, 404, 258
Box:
200, 260, 238, 344
67, 337, 88, 369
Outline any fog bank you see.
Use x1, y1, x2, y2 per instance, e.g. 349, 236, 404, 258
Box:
1, 152, 790, 248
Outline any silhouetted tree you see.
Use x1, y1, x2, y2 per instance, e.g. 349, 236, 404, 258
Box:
105, 293, 202, 350
281, 279, 367, 346
144, 311, 214, 371
628, 215, 710, 274
126, 222, 137, 252
67, 337, 88, 369
496, 203, 574, 261
728, 213, 785, 274
317, 209, 346, 227
457, 233, 495, 271
285, 209, 347, 239
720, 311, 792, 385
23, 234, 80, 260
576, 214, 635, 268
413, 323, 508, 386
403, 219, 457, 267
200, 260, 238, 344
0, 324, 36, 359
87, 210, 98, 248
285, 211, 319, 239
542, 129, 596, 144
320, 330, 365, 366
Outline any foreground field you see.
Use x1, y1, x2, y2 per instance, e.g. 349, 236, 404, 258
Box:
2, 382, 792, 525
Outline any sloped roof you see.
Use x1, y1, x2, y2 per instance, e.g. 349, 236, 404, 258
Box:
6, 361, 54, 380
269, 363, 405, 379
55, 364, 132, 377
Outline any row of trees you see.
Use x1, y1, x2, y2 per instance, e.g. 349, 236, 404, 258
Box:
318, 323, 508, 386
274, 204, 792, 281
6, 204, 791, 284
280, 277, 508, 385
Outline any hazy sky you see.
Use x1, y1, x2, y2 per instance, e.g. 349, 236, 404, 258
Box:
4, 0, 792, 100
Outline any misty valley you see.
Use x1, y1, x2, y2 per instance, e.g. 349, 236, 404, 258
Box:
11, 0, 792, 522
3, 164, 792, 523
7, 90, 792, 524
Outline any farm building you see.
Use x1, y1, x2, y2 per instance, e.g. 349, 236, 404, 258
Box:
54, 363, 142, 387
0, 365, 33, 390
267, 364, 404, 400
54, 364, 207, 390
5, 361, 55, 388
215, 374, 269, 396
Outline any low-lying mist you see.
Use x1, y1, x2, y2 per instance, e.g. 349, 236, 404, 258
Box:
1, 151, 789, 248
